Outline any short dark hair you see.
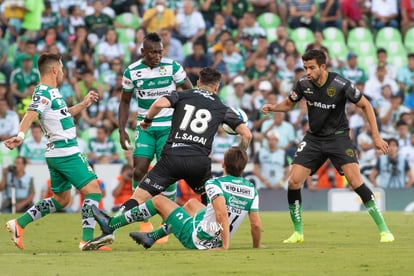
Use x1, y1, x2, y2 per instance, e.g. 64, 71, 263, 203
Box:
302, 49, 326, 66
144, 32, 162, 44
37, 53, 61, 75
387, 137, 399, 147
377, 48, 387, 55
199, 67, 221, 86
224, 147, 248, 177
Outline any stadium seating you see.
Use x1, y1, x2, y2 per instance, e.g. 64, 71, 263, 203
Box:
323, 40, 349, 61
375, 27, 403, 49
323, 27, 345, 44
404, 27, 414, 53
290, 27, 315, 54
257, 12, 281, 42
347, 27, 374, 52
116, 28, 136, 45
114, 12, 140, 29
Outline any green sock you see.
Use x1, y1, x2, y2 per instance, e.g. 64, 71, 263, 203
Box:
364, 200, 390, 233
109, 199, 158, 229
81, 193, 101, 241
17, 197, 63, 228
148, 223, 170, 241
288, 202, 303, 234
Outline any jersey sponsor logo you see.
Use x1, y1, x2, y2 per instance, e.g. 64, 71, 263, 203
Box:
193, 89, 215, 100
327, 87, 336, 97
304, 88, 313, 94
333, 77, 346, 86
307, 101, 336, 109
136, 89, 171, 98
228, 196, 248, 208
223, 182, 253, 198
122, 77, 133, 87
174, 132, 207, 145
41, 98, 49, 105
33, 95, 41, 102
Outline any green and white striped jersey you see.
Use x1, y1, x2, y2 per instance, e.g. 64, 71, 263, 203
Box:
122, 57, 187, 127
192, 175, 259, 249
28, 84, 80, 157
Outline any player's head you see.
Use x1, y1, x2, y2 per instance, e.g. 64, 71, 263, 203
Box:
37, 53, 64, 87
141, 32, 163, 68
198, 67, 221, 93
302, 49, 327, 83
223, 147, 248, 177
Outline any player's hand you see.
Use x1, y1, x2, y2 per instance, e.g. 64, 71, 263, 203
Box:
373, 136, 389, 155
140, 121, 152, 131
261, 104, 273, 115
3, 136, 23, 150
119, 130, 132, 151
82, 90, 100, 108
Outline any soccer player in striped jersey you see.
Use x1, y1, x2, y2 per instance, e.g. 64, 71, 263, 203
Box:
117, 33, 193, 222
4, 53, 109, 250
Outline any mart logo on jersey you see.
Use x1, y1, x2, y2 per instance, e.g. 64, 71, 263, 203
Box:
345, 148, 355, 158
327, 87, 336, 97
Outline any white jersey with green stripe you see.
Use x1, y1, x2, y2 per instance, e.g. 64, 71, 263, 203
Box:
192, 175, 259, 249
28, 84, 80, 157
122, 57, 187, 127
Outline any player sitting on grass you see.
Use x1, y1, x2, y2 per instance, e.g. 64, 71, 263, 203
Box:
89, 147, 263, 250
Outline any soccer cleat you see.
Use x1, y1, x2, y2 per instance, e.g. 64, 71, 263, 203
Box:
380, 232, 395, 243
91, 205, 114, 235
283, 232, 304, 243
129, 232, 155, 249
5, 219, 24, 250
82, 234, 115, 250
79, 240, 112, 251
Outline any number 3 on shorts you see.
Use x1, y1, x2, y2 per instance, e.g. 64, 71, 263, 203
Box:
297, 141, 307, 152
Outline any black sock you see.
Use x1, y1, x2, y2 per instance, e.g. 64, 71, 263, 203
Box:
354, 183, 373, 203
122, 198, 139, 211
287, 188, 302, 205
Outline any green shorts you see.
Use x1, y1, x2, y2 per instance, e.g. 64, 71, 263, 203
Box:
165, 207, 198, 249
133, 126, 171, 160
46, 153, 97, 193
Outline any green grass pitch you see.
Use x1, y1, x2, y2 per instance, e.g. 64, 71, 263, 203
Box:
1, 211, 413, 275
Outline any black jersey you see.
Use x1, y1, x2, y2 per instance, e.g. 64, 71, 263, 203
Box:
289, 72, 363, 137
162, 89, 244, 156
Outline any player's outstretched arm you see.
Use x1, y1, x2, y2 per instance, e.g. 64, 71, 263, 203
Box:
248, 211, 264, 249
140, 97, 171, 130
68, 90, 100, 116
3, 110, 38, 150
211, 196, 230, 250
262, 98, 296, 114
356, 96, 389, 155
235, 124, 252, 152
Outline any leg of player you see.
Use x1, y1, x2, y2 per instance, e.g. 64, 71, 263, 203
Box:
342, 163, 394, 242
78, 179, 112, 250
5, 190, 70, 250
283, 164, 310, 243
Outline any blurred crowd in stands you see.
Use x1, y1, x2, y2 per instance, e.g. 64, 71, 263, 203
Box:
1, 0, 414, 203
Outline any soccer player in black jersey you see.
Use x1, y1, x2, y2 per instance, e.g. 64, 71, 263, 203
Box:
84, 67, 252, 249
262, 49, 394, 243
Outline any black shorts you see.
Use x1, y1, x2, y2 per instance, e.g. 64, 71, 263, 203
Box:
139, 154, 211, 196
293, 132, 358, 175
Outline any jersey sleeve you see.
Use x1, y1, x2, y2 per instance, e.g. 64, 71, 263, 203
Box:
172, 60, 187, 86
250, 193, 259, 212
122, 68, 134, 92
205, 179, 223, 202
289, 79, 304, 102
344, 81, 363, 104
28, 88, 51, 115
222, 107, 244, 130
164, 91, 180, 107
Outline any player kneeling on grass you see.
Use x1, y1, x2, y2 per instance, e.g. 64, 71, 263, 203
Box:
89, 147, 264, 250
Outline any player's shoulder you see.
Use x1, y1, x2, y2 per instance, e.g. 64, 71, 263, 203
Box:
126, 59, 145, 71
34, 84, 51, 97
329, 72, 350, 87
